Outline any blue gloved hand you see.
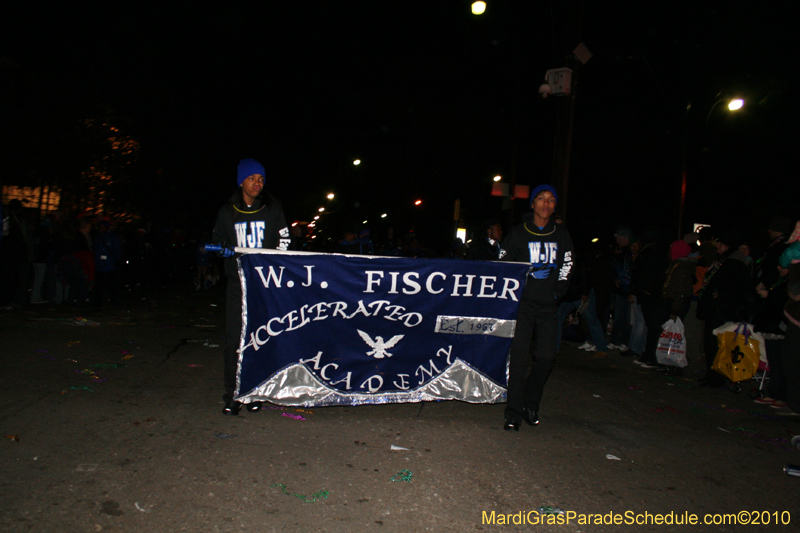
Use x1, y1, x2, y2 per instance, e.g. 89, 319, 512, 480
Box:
219, 247, 235, 258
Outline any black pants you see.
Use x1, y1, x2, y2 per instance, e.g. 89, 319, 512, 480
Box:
764, 338, 786, 401
0, 257, 30, 306
224, 277, 243, 403
505, 300, 557, 422
782, 322, 800, 412
93, 270, 119, 305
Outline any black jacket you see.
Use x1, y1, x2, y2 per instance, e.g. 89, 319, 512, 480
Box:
467, 237, 502, 261
500, 213, 573, 307
631, 242, 669, 302
696, 251, 752, 322
211, 190, 290, 277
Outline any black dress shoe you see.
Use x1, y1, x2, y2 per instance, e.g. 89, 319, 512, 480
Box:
503, 419, 520, 431
522, 407, 539, 426
222, 400, 241, 416
246, 402, 262, 412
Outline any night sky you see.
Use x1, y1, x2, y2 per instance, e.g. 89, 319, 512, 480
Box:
2, 1, 797, 254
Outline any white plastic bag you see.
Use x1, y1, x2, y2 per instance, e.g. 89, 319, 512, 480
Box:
655, 317, 687, 368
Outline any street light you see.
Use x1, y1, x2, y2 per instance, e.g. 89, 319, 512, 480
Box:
677, 97, 745, 237
705, 98, 744, 132
701, 98, 744, 153
471, 2, 486, 15
493, 175, 502, 182
327, 193, 335, 200
353, 159, 361, 166
728, 98, 744, 111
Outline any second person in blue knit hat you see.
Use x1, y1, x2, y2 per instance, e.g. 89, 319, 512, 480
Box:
499, 183, 574, 431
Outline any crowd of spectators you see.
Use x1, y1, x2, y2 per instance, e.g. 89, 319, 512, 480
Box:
3, 200, 799, 417
557, 216, 800, 416
0, 206, 194, 309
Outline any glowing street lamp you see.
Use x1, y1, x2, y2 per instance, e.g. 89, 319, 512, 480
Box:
327, 193, 335, 200
705, 98, 744, 129
678, 97, 746, 237
414, 200, 422, 206
471, 1, 486, 15
381, 213, 387, 218
318, 207, 325, 213
493, 175, 502, 182
353, 159, 361, 166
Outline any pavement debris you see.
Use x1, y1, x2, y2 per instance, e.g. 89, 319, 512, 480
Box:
390, 469, 413, 482
271, 483, 329, 503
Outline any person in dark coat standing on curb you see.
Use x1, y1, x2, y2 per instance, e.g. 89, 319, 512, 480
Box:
500, 184, 573, 431
609, 226, 635, 353
630, 235, 671, 369
696, 228, 752, 387
212, 158, 291, 415
0, 200, 34, 308
93, 219, 122, 306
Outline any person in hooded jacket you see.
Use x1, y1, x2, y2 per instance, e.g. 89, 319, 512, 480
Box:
499, 184, 573, 431
211, 158, 291, 415
662, 240, 697, 322
696, 228, 753, 387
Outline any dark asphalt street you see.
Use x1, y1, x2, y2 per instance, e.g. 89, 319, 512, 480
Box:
1, 283, 799, 532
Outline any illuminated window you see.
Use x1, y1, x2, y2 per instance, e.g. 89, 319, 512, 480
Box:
2, 185, 62, 213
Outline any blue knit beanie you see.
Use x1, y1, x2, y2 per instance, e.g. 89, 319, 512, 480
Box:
529, 184, 557, 206
237, 158, 265, 187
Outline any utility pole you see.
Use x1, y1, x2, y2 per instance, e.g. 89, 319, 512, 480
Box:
548, 1, 587, 223
551, 64, 578, 222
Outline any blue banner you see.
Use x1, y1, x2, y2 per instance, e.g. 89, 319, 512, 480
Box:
235, 251, 529, 407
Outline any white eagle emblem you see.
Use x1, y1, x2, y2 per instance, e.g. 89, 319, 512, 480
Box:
356, 330, 404, 359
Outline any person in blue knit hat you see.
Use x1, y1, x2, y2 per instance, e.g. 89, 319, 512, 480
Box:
499, 184, 574, 431
211, 158, 291, 415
